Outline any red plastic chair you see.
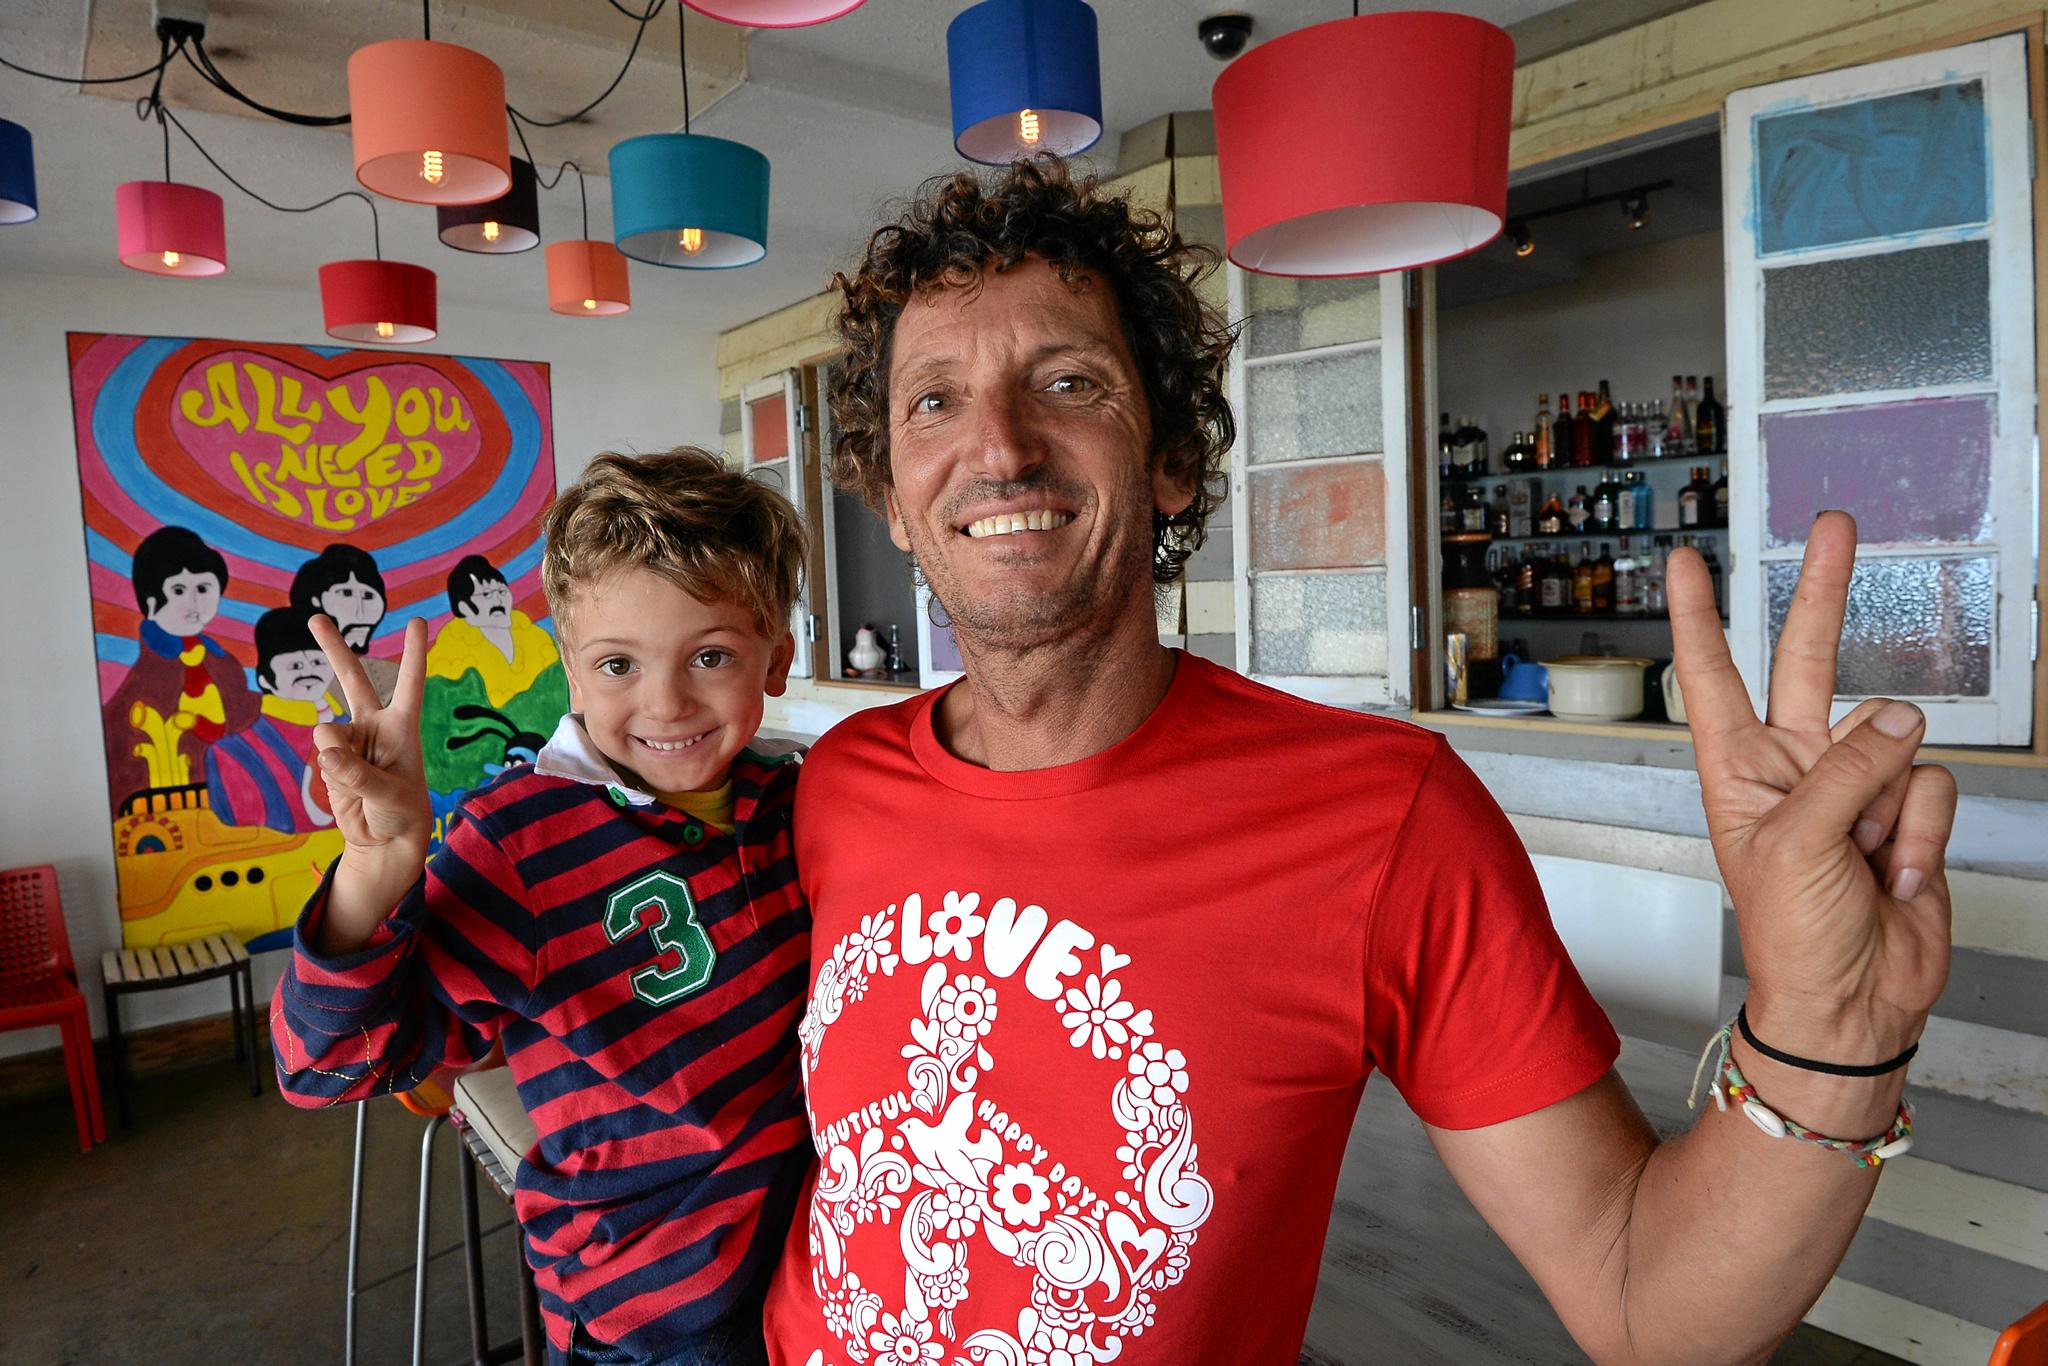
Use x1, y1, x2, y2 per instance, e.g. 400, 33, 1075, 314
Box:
1991, 1299, 2048, 1366
0, 865, 107, 1151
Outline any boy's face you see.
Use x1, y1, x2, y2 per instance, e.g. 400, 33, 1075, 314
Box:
560, 568, 794, 795
460, 577, 514, 627
148, 569, 222, 637
263, 647, 336, 702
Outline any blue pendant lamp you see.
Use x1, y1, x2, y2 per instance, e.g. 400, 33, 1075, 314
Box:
610, 5, 769, 269
0, 118, 37, 224
948, 0, 1102, 164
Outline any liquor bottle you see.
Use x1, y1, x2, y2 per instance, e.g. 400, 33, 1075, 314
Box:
1647, 399, 1668, 460
1438, 412, 1454, 482
1567, 484, 1592, 533
1712, 463, 1729, 528
1440, 489, 1458, 534
1450, 416, 1476, 477
1697, 376, 1725, 455
1554, 393, 1577, 468
1534, 393, 1554, 469
1591, 475, 1616, 534
1590, 381, 1617, 463
1516, 550, 1537, 615
1460, 481, 1489, 531
1684, 377, 1701, 450
1614, 537, 1638, 615
1536, 489, 1565, 535
1540, 550, 1569, 612
1678, 466, 1703, 528
1491, 484, 1511, 538
1666, 376, 1691, 458
1644, 536, 1671, 615
1573, 543, 1595, 614
1571, 392, 1596, 466
1503, 430, 1533, 474
1467, 416, 1491, 472
887, 624, 905, 673
1592, 542, 1615, 613
1508, 479, 1534, 538
1640, 470, 1658, 529
1615, 470, 1638, 532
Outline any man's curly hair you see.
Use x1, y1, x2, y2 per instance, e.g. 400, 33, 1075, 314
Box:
827, 158, 1236, 585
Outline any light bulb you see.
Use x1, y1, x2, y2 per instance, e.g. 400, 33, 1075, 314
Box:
375, 320, 395, 339
1018, 108, 1042, 146
582, 298, 597, 311
420, 150, 446, 185
482, 220, 501, 243
161, 250, 182, 269
678, 227, 704, 255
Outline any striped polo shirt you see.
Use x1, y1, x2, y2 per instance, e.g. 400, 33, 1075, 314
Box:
272, 717, 812, 1354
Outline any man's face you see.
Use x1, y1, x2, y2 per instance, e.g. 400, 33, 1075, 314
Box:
263, 647, 335, 702
560, 568, 794, 795
882, 259, 1191, 652
459, 577, 514, 628
316, 574, 386, 651
148, 569, 222, 637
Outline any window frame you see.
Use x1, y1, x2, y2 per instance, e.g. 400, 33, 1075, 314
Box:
739, 369, 816, 680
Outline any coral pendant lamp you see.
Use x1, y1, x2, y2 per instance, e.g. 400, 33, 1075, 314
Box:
348, 10, 511, 207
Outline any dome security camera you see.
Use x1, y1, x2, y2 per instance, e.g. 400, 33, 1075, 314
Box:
1198, 14, 1253, 61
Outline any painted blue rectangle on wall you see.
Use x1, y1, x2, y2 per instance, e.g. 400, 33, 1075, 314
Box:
1755, 80, 1987, 255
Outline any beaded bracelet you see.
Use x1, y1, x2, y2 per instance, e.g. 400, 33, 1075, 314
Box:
1687, 1021, 1915, 1169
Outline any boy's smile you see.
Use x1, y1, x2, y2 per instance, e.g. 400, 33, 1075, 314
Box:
561, 568, 794, 796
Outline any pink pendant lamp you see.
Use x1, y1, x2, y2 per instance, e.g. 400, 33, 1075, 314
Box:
348, 39, 511, 205
320, 259, 437, 344
116, 180, 227, 276
1212, 11, 1515, 276
681, 0, 867, 27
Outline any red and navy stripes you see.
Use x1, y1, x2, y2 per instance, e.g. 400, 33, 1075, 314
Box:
272, 750, 810, 1352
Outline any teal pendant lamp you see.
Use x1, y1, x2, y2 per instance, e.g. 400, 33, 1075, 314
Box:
610, 5, 768, 269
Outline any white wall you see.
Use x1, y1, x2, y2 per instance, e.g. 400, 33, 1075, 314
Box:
0, 267, 721, 1058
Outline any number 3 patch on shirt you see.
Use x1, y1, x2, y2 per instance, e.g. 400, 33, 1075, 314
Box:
604, 870, 718, 1006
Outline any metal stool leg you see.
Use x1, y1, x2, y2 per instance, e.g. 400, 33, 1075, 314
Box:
243, 963, 263, 1097
516, 1228, 544, 1366
413, 1114, 446, 1366
344, 1101, 368, 1366
102, 983, 130, 1129
228, 964, 246, 1061
460, 1142, 489, 1364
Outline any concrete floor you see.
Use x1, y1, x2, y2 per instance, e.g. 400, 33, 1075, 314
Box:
0, 1018, 1905, 1365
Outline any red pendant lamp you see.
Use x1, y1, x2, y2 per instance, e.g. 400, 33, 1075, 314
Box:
1212, 11, 1515, 276
544, 165, 630, 315
348, 38, 511, 205
320, 259, 438, 344
681, 0, 868, 26
117, 109, 226, 277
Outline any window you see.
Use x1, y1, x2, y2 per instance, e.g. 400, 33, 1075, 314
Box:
740, 370, 815, 680
1724, 36, 2037, 745
1228, 267, 1414, 707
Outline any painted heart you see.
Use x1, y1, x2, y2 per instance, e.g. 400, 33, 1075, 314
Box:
1100, 943, 1131, 974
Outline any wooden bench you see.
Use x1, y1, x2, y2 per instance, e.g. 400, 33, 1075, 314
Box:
100, 933, 261, 1126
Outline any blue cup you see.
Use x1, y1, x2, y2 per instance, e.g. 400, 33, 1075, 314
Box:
1497, 653, 1549, 702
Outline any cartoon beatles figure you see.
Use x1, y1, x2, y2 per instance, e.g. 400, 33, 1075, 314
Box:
422, 554, 569, 797
291, 543, 398, 705
203, 606, 343, 833
102, 526, 259, 812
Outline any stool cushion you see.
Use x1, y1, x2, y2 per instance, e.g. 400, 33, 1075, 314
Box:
453, 1065, 538, 1180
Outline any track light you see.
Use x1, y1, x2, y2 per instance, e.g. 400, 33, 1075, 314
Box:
1622, 193, 1648, 230
1507, 219, 1533, 256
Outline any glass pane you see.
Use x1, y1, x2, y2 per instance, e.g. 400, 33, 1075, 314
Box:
1247, 272, 1380, 357
1767, 555, 1993, 697
1246, 346, 1382, 464
1250, 570, 1386, 676
1248, 461, 1385, 571
1763, 240, 1990, 400
1763, 396, 1994, 547
1755, 80, 1987, 255
748, 391, 789, 464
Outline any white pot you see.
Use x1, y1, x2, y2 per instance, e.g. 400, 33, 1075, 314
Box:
1542, 655, 1653, 722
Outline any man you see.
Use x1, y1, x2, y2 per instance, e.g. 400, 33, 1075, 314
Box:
204, 606, 342, 833
421, 553, 569, 801
290, 543, 397, 704
762, 161, 1957, 1365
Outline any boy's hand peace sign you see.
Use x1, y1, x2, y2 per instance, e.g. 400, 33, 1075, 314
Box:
309, 613, 434, 949
1669, 511, 1955, 1095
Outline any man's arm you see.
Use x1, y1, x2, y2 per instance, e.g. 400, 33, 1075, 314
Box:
1418, 514, 1956, 1365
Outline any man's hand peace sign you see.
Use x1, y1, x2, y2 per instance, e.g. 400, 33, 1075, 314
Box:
1669, 510, 1956, 1077
308, 613, 435, 952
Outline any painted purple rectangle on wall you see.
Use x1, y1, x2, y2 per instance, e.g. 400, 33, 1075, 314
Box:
1763, 395, 1993, 547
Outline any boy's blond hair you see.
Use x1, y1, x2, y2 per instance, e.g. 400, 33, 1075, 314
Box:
541, 447, 805, 637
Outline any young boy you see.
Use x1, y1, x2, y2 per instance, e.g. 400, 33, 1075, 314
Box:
272, 448, 812, 1364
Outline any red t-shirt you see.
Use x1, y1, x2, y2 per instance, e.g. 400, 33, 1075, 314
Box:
765, 653, 1617, 1364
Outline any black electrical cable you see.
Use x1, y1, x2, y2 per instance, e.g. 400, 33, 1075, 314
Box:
679, 0, 691, 132
180, 37, 349, 126
0, 43, 178, 86
507, 0, 664, 130
156, 102, 385, 258
423, 0, 432, 42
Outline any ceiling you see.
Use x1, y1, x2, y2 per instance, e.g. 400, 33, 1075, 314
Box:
3, 0, 1577, 340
